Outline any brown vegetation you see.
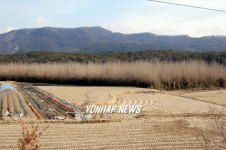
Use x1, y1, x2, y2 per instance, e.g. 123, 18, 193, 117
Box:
0, 117, 223, 149
0, 60, 225, 89
18, 120, 49, 150
195, 107, 226, 149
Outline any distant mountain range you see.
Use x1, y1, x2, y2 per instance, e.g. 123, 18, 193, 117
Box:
0, 26, 226, 54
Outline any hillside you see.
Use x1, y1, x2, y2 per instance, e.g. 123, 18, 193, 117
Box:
0, 27, 226, 54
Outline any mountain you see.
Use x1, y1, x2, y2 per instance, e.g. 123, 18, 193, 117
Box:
0, 26, 226, 54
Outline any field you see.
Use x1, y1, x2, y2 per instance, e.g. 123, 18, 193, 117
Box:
38, 86, 226, 117
167, 89, 226, 106
0, 83, 84, 121
0, 89, 36, 120
0, 83, 226, 149
37, 86, 151, 105
1, 118, 224, 150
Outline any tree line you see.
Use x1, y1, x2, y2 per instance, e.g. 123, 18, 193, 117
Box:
0, 50, 225, 64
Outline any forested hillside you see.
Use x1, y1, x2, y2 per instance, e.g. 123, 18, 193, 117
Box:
0, 27, 226, 54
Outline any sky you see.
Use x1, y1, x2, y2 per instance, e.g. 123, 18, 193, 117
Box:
0, 0, 226, 37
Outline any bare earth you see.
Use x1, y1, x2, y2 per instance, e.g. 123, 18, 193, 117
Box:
0, 86, 225, 149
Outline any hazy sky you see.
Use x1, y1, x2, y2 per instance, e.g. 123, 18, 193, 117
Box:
0, 0, 226, 37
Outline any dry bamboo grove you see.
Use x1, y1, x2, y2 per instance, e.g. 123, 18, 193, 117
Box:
0, 60, 225, 89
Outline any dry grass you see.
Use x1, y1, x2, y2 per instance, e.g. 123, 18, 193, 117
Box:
195, 107, 226, 149
18, 120, 49, 150
0, 60, 225, 89
37, 86, 148, 105
0, 118, 224, 150
167, 89, 226, 106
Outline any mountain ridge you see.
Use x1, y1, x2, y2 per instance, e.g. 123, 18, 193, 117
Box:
0, 26, 226, 54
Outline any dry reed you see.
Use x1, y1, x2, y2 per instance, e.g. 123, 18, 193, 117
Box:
0, 60, 225, 89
